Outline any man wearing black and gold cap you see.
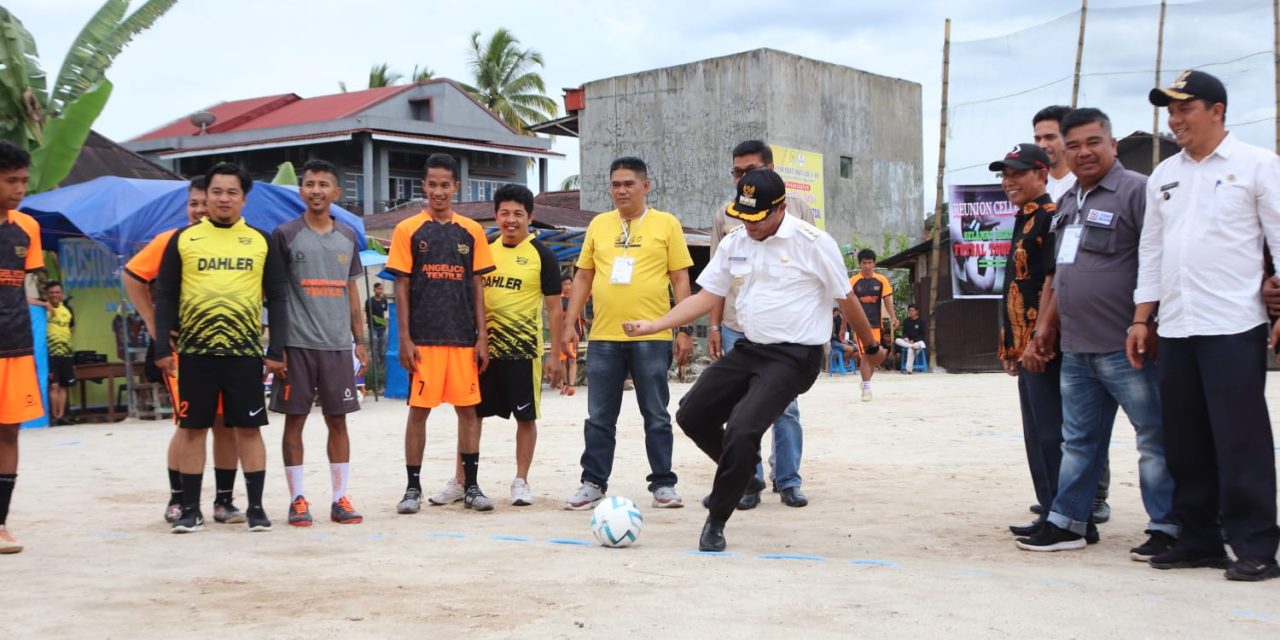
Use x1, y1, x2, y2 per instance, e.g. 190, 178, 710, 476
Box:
621, 169, 883, 551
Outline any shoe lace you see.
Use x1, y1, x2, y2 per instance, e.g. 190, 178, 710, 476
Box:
292, 497, 309, 514
336, 496, 355, 512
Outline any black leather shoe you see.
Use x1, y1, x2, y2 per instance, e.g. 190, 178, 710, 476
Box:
699, 518, 726, 552
1029, 504, 1044, 515
780, 487, 809, 507
737, 492, 761, 510
1009, 519, 1043, 536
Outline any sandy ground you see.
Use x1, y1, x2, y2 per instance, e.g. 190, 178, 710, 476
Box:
3, 369, 1279, 638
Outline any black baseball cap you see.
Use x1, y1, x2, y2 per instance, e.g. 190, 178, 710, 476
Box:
726, 168, 786, 222
988, 143, 1051, 172
1149, 70, 1227, 107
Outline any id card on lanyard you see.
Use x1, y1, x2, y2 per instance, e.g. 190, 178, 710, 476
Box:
1058, 187, 1092, 266
611, 209, 647, 285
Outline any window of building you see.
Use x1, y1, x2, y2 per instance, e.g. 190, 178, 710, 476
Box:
410, 98, 433, 122
468, 178, 504, 202
346, 172, 365, 203
389, 176, 422, 202
840, 156, 853, 179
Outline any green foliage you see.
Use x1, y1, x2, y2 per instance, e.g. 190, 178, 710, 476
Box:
0, 7, 48, 147
28, 78, 112, 193
559, 174, 579, 190
270, 161, 297, 186
341, 63, 433, 92
50, 0, 175, 113
461, 28, 558, 135
365, 236, 387, 254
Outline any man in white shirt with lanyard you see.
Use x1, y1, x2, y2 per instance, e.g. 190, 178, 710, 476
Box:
1129, 70, 1280, 582
1034, 105, 1078, 204
622, 169, 884, 552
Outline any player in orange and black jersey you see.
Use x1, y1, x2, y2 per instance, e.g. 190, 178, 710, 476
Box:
0, 142, 43, 554
154, 163, 289, 533
123, 176, 246, 526
847, 249, 896, 402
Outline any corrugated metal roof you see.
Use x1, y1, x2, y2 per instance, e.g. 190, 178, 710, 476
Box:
129, 93, 299, 141
234, 85, 415, 132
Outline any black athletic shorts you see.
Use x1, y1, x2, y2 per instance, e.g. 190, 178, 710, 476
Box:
177, 354, 267, 429
269, 347, 360, 416
48, 355, 76, 387
476, 358, 540, 421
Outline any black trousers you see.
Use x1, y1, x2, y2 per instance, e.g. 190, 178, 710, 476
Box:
675, 340, 823, 524
1159, 323, 1280, 560
1018, 357, 1063, 516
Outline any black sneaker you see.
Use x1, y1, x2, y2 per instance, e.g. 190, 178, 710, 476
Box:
1029, 504, 1044, 515
170, 506, 204, 534
246, 505, 272, 532
1009, 520, 1043, 536
1015, 522, 1086, 552
1085, 520, 1100, 545
1148, 547, 1230, 570
1092, 497, 1111, 524
1226, 558, 1280, 582
1129, 530, 1176, 562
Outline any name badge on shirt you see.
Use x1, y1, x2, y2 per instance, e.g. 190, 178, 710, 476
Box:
1086, 209, 1114, 225
611, 256, 635, 285
1057, 225, 1083, 265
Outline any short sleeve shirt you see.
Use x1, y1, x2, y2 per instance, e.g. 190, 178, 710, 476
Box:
47, 303, 74, 356
386, 211, 495, 347
575, 208, 693, 342
710, 195, 815, 332
0, 210, 44, 358
124, 228, 180, 283
484, 236, 561, 360
272, 217, 363, 351
998, 194, 1057, 361
848, 272, 893, 328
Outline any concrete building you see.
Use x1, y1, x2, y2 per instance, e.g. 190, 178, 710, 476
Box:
125, 79, 560, 215
569, 48, 922, 245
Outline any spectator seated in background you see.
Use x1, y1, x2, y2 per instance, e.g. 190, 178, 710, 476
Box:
895, 304, 927, 373
830, 307, 856, 361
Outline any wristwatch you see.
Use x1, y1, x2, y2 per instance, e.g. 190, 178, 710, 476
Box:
863, 343, 881, 356
708, 325, 721, 333
678, 325, 694, 335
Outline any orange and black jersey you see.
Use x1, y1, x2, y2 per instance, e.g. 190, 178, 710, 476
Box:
124, 227, 180, 284
0, 210, 45, 357
849, 272, 893, 329
154, 217, 289, 360
386, 211, 495, 347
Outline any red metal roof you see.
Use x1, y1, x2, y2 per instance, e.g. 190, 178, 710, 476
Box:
130, 93, 298, 141
234, 85, 415, 132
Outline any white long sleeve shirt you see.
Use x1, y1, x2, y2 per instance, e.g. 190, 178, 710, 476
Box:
1134, 133, 1280, 337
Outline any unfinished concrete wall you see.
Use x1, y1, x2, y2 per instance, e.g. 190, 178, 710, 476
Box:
579, 48, 922, 248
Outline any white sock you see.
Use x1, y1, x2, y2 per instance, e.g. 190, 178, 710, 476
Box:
285, 465, 305, 500
862, 381, 872, 390
331, 463, 350, 502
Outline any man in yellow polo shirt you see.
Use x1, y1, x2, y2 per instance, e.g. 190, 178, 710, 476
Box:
562, 156, 694, 510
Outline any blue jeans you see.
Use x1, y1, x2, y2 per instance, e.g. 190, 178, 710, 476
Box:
581, 340, 676, 492
1048, 351, 1177, 537
722, 326, 803, 490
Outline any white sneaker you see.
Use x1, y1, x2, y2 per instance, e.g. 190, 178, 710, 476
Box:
428, 478, 465, 505
652, 485, 684, 508
564, 482, 605, 511
0, 525, 23, 554
861, 387, 873, 402
511, 478, 534, 506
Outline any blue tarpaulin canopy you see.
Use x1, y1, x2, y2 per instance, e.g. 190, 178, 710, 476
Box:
20, 176, 366, 256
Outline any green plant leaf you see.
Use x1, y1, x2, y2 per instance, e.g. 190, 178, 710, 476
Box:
30, 79, 112, 193
271, 161, 297, 186
0, 7, 47, 147
50, 0, 176, 112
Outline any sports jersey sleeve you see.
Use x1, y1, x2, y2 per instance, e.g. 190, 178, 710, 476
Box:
468, 220, 496, 276
124, 230, 174, 283
261, 228, 289, 361
533, 239, 562, 296
386, 219, 414, 277
575, 218, 598, 271
344, 227, 364, 279
152, 228, 184, 359
16, 213, 43, 272
878, 274, 894, 298
666, 215, 694, 272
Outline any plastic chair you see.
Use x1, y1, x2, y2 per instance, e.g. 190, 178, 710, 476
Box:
900, 346, 928, 373
828, 349, 852, 375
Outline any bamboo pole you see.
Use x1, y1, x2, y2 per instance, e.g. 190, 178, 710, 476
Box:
1274, 0, 1279, 152
926, 18, 950, 369
1072, 0, 1089, 107
1154, 0, 1167, 168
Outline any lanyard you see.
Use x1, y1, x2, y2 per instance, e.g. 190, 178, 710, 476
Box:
1073, 186, 1094, 224
620, 208, 648, 256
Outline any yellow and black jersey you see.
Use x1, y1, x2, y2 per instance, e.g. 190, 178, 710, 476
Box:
484, 236, 561, 360
46, 303, 73, 356
154, 217, 288, 359
0, 210, 44, 358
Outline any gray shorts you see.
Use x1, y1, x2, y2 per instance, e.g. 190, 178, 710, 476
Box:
269, 347, 360, 416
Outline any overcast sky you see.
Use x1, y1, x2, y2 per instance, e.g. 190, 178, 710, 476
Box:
9, 0, 1274, 219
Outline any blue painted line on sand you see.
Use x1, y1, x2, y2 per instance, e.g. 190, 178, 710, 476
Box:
423, 532, 466, 539
59, 439, 81, 446
547, 538, 593, 546
958, 569, 992, 577
758, 553, 826, 562
851, 559, 900, 568
490, 535, 532, 542
367, 533, 390, 540
1229, 610, 1272, 621
311, 532, 332, 541
687, 550, 738, 557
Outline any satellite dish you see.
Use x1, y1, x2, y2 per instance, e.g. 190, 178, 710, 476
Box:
189, 111, 216, 135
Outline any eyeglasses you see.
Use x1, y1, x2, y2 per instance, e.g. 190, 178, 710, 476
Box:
731, 165, 764, 178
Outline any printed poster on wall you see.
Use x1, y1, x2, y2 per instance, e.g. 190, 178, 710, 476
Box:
771, 145, 825, 230
948, 184, 1016, 299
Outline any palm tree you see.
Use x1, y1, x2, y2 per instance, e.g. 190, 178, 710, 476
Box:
461, 28, 558, 135
340, 63, 434, 92
0, 0, 176, 192
410, 65, 434, 82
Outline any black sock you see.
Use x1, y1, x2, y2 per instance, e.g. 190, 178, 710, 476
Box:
180, 473, 203, 510
214, 467, 236, 505
0, 474, 15, 526
167, 468, 182, 506
244, 470, 265, 510
407, 465, 422, 491
461, 452, 479, 489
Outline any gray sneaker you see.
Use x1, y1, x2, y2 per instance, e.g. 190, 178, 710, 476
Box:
564, 482, 605, 511
464, 486, 494, 511
429, 478, 465, 505
652, 485, 684, 508
396, 488, 424, 514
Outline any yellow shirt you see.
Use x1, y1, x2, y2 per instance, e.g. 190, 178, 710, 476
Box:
576, 208, 693, 341
47, 303, 73, 356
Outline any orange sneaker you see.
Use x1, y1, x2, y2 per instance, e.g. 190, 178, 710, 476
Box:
0, 525, 23, 554
331, 496, 363, 524
288, 496, 313, 527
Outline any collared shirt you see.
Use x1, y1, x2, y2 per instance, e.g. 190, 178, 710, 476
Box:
698, 214, 851, 345
1135, 133, 1280, 337
999, 193, 1057, 361
709, 195, 814, 332
1053, 160, 1148, 353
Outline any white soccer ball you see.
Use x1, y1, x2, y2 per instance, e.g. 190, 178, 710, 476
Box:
591, 496, 644, 548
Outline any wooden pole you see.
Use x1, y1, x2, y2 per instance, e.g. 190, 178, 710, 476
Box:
1154, 0, 1167, 168
1072, 0, 1089, 107
926, 18, 950, 368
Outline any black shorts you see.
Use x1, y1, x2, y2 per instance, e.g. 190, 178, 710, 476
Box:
476, 358, 540, 421
269, 347, 360, 416
177, 354, 267, 429
48, 355, 76, 387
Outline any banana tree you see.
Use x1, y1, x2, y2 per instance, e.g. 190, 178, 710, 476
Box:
0, 0, 176, 192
